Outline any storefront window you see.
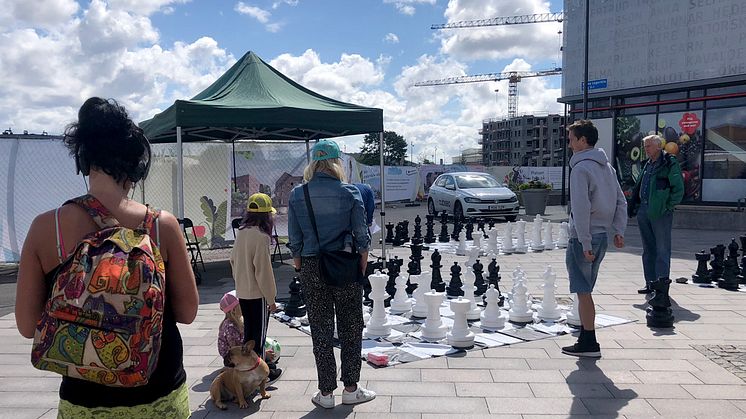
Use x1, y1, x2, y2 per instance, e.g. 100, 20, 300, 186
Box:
703, 107, 746, 202
657, 111, 703, 202
614, 114, 656, 198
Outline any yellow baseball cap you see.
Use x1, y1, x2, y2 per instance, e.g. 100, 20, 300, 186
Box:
247, 193, 276, 213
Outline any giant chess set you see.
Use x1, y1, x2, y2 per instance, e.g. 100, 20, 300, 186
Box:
272, 212, 635, 367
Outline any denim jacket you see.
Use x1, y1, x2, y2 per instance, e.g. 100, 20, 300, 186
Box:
287, 172, 370, 258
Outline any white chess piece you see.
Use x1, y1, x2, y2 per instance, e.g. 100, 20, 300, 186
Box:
531, 216, 544, 251
466, 246, 479, 268
480, 285, 507, 330
557, 222, 570, 248
537, 266, 562, 321
514, 220, 528, 253
461, 269, 481, 321
565, 293, 582, 327
390, 274, 413, 314
502, 222, 515, 253
472, 234, 481, 252
410, 273, 429, 318
362, 303, 371, 324
487, 228, 499, 256
507, 265, 523, 306
365, 271, 392, 338
543, 221, 554, 250
456, 230, 468, 256
421, 290, 448, 341
447, 297, 476, 348
509, 275, 534, 323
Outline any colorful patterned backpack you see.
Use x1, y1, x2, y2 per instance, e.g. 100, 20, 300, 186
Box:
31, 195, 166, 387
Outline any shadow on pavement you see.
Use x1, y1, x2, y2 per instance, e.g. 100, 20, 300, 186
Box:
568, 359, 637, 417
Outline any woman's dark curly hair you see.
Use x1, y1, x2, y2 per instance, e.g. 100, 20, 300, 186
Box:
63, 97, 151, 184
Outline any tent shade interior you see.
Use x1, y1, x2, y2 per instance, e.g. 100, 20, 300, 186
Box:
140, 51, 383, 142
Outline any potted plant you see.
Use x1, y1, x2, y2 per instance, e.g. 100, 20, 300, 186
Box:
518, 179, 552, 216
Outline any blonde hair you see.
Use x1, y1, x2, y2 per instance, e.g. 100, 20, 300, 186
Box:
303, 158, 346, 182
643, 134, 663, 148
226, 306, 243, 331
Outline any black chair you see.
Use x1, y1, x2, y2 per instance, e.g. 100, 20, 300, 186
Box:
179, 218, 205, 284
232, 217, 284, 263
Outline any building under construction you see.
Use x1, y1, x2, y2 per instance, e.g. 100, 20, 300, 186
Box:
480, 114, 566, 167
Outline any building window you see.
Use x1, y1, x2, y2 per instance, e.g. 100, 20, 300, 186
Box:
703, 107, 746, 202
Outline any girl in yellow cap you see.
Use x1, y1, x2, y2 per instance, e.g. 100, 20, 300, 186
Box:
230, 192, 282, 384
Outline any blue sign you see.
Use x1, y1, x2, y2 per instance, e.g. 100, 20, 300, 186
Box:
582, 79, 608, 91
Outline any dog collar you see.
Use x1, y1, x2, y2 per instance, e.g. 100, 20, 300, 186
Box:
236, 357, 261, 372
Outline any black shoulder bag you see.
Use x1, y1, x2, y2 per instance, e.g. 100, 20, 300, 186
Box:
303, 184, 362, 287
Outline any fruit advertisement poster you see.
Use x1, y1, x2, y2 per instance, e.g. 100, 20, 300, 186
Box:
614, 111, 702, 202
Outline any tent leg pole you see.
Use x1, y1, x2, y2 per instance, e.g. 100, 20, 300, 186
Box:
379, 131, 386, 260
232, 141, 237, 192
305, 139, 310, 164
177, 126, 184, 219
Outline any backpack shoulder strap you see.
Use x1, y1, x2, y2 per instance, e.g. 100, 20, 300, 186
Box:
54, 207, 67, 263
142, 206, 161, 246
66, 194, 120, 229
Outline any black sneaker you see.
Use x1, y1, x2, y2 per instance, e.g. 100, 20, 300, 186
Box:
267, 367, 283, 386
637, 286, 653, 294
562, 341, 601, 358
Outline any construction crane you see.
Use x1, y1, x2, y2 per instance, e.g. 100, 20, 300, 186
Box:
431, 12, 564, 30
414, 68, 562, 119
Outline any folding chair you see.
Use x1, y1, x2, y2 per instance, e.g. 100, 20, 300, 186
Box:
231, 218, 241, 239
179, 218, 205, 284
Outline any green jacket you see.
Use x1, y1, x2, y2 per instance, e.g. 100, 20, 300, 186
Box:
628, 152, 684, 220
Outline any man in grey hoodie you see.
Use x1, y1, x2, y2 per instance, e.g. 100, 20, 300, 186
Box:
563, 120, 627, 358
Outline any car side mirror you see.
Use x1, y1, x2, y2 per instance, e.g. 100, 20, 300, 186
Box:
445, 184, 455, 190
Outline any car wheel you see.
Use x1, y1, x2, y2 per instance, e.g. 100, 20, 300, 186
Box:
454, 201, 464, 221
504, 215, 517, 222
428, 198, 436, 215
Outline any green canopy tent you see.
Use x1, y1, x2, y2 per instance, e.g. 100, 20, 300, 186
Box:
140, 51, 388, 254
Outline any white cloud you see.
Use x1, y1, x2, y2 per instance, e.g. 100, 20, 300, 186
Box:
108, 0, 190, 15
384, 33, 400, 43
272, 0, 298, 8
234, 2, 270, 23
0, 0, 79, 29
438, 0, 562, 62
383, 0, 436, 15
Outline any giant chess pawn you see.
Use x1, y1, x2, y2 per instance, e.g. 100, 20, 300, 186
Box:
530, 215, 544, 251
472, 233, 482, 252
456, 230, 468, 256
411, 273, 430, 318
413, 215, 423, 241
484, 258, 503, 306
466, 245, 480, 268
421, 290, 448, 342
461, 269, 481, 321
446, 262, 465, 297
365, 271, 392, 338
729, 238, 740, 260
465, 219, 474, 241
557, 222, 569, 248
390, 274, 413, 314
447, 297, 476, 348
480, 285, 507, 330
646, 277, 674, 328
718, 257, 741, 291
501, 222, 515, 253
508, 275, 534, 323
284, 275, 307, 317
385, 257, 401, 298
438, 210, 450, 242
692, 250, 712, 284
543, 221, 554, 250
430, 249, 446, 292
710, 244, 726, 281
487, 227, 499, 256
537, 266, 561, 321
424, 214, 436, 244
514, 220, 528, 253
565, 294, 582, 327
473, 259, 487, 296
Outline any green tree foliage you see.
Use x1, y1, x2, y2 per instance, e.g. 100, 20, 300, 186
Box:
358, 131, 408, 165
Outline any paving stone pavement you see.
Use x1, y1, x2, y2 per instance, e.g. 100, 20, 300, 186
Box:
2, 210, 746, 418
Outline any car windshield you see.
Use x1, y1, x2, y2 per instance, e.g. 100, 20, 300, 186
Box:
455, 175, 500, 189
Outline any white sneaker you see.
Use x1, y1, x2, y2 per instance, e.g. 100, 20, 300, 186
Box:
341, 386, 377, 405
311, 391, 335, 409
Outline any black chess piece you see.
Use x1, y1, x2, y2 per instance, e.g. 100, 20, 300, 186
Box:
438, 211, 450, 242
430, 249, 445, 292
710, 245, 726, 281
484, 258, 504, 306
477, 218, 486, 239
424, 214, 436, 244
487, 218, 496, 230
446, 262, 464, 297
284, 276, 307, 317
392, 222, 405, 246
413, 215, 422, 241
384, 222, 395, 244
451, 217, 463, 241
718, 254, 741, 291
691, 250, 711, 284
729, 238, 740, 260
385, 257, 402, 300
739, 254, 746, 284
465, 219, 474, 241
646, 277, 674, 328
363, 258, 384, 303
402, 220, 411, 243
740, 235, 746, 257
473, 259, 486, 296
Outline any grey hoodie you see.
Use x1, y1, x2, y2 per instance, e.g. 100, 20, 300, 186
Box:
569, 147, 627, 251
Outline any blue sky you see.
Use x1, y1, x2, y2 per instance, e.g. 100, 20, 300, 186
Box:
0, 0, 566, 162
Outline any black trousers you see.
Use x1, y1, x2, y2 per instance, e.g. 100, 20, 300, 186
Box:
239, 297, 269, 359
300, 257, 364, 393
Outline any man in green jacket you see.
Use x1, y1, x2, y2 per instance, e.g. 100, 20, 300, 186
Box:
628, 135, 684, 294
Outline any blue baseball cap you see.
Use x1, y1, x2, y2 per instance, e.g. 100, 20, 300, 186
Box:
311, 140, 341, 161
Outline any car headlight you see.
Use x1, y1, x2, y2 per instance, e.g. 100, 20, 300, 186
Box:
463, 197, 481, 203
509, 195, 518, 202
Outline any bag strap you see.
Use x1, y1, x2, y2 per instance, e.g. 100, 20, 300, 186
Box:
302, 184, 322, 248
66, 194, 120, 229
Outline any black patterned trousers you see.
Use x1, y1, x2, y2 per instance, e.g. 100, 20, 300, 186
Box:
300, 257, 364, 393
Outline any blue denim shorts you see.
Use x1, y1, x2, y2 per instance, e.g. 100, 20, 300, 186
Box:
566, 233, 608, 294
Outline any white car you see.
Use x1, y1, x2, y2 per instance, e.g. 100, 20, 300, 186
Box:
427, 172, 519, 221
